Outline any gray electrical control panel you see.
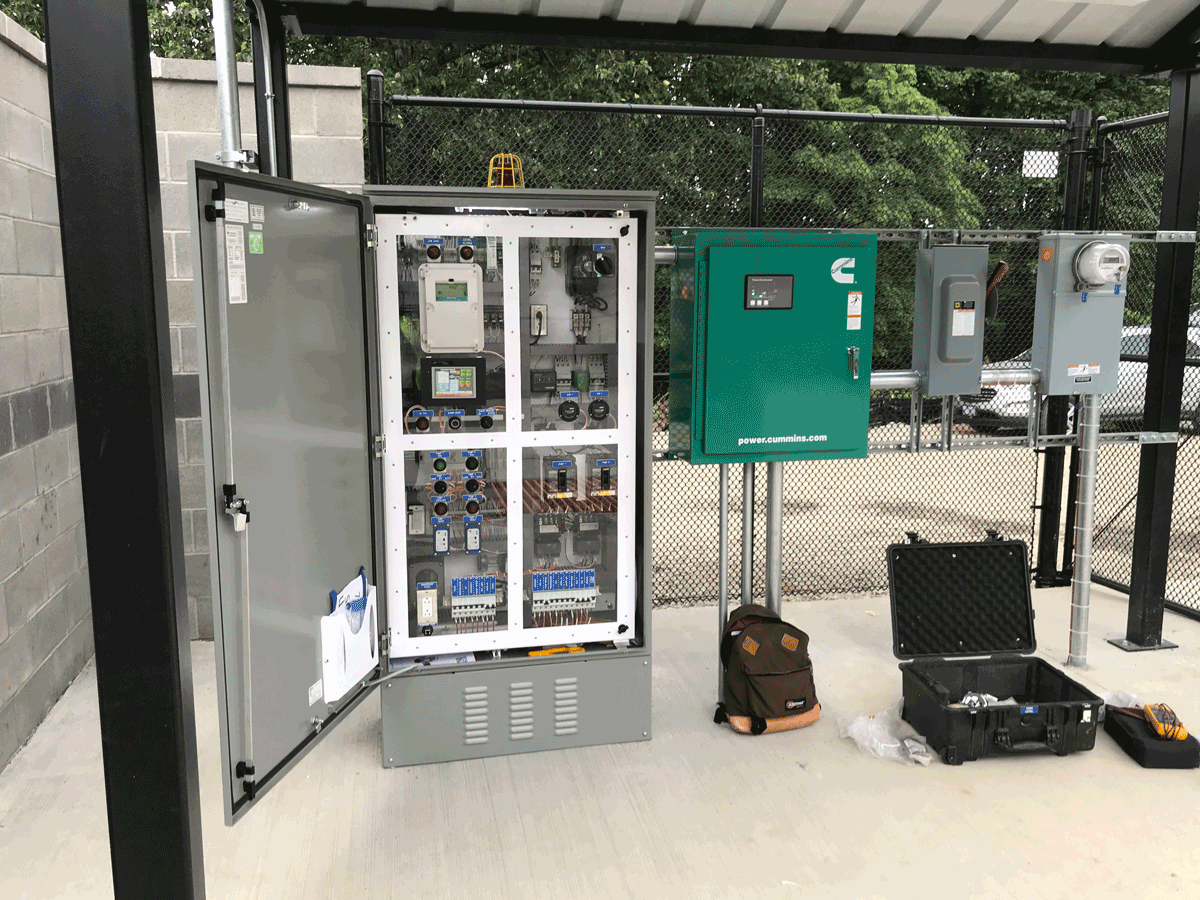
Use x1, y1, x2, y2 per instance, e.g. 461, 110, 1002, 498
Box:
912, 245, 989, 396
1032, 232, 1131, 396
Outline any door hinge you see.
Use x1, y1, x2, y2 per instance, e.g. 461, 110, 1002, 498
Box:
222, 483, 250, 531
235, 761, 256, 799
365, 222, 376, 250
374, 435, 386, 458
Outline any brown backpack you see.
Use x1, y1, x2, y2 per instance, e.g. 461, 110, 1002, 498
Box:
714, 604, 822, 735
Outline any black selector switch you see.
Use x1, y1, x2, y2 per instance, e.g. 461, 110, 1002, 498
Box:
559, 400, 580, 422
465, 456, 480, 471
465, 478, 480, 493
479, 415, 494, 429
588, 399, 609, 421
433, 481, 449, 495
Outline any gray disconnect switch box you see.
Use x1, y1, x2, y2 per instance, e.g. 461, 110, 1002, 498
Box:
1032, 233, 1131, 396
912, 245, 989, 396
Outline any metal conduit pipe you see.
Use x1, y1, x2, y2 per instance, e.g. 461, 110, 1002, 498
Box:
717, 464, 729, 702
764, 461, 784, 615
866, 368, 1040, 391
213, 0, 244, 168
248, 0, 278, 175
1068, 392, 1100, 667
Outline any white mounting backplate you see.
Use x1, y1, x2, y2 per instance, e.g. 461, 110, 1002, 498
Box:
418, 262, 485, 353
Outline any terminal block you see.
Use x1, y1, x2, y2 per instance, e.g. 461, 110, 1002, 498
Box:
529, 569, 599, 627
451, 574, 498, 630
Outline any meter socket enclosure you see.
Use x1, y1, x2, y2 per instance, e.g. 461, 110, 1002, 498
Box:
1032, 233, 1130, 396
912, 245, 989, 396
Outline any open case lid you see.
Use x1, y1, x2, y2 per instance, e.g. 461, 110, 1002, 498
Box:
887, 535, 1035, 660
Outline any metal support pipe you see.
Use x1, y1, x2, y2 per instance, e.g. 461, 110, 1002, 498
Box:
213, 0, 244, 168
741, 464, 755, 602
940, 395, 953, 452
717, 464, 729, 702
655, 245, 678, 266
247, 0, 277, 175
869, 368, 1039, 391
764, 461, 784, 615
1068, 393, 1100, 667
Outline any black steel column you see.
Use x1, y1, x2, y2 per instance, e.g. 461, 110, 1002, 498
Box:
1035, 109, 1092, 587
43, 2, 205, 898
251, 0, 293, 179
1115, 69, 1200, 650
367, 68, 387, 185
742, 110, 766, 598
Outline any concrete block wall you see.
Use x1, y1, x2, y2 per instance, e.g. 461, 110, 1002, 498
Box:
153, 59, 363, 640
0, 13, 92, 773
0, 11, 363, 772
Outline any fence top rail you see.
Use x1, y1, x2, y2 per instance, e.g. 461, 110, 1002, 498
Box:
1099, 110, 1169, 136
389, 94, 1068, 130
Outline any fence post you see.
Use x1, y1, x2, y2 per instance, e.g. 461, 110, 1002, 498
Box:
367, 69, 387, 185
1113, 68, 1200, 651
1035, 108, 1092, 588
1061, 115, 1110, 579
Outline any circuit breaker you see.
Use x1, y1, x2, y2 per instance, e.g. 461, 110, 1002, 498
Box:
1032, 233, 1131, 395
670, 230, 877, 463
912, 245, 989, 396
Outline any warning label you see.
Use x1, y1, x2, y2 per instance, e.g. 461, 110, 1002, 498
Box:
1067, 363, 1100, 377
846, 291, 863, 331
951, 301, 976, 336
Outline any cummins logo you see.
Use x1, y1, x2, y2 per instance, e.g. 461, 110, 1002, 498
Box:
831, 257, 856, 284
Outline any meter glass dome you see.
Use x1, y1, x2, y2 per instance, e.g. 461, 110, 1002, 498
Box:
1074, 241, 1130, 287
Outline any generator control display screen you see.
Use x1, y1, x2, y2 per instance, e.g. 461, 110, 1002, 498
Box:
435, 281, 469, 301
432, 366, 475, 399
744, 274, 794, 310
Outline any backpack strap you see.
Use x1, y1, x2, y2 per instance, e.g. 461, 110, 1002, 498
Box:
749, 715, 768, 735
714, 703, 728, 725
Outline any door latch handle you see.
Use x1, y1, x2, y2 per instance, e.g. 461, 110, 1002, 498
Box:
846, 346, 860, 381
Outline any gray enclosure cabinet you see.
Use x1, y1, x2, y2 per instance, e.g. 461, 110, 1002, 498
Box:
189, 164, 654, 824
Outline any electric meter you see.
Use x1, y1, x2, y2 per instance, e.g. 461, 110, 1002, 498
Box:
1073, 241, 1130, 289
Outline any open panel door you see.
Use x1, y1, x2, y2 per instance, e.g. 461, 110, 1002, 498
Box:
189, 162, 384, 824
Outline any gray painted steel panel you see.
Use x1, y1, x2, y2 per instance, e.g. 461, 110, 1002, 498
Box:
192, 163, 381, 822
380, 654, 651, 766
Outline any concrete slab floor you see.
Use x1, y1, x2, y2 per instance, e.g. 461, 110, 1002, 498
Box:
2, 583, 1199, 900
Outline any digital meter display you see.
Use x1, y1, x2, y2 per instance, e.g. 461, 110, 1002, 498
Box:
434, 281, 469, 301
432, 366, 476, 399
744, 274, 794, 310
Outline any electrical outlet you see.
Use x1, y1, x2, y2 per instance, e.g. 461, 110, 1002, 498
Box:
530, 304, 548, 337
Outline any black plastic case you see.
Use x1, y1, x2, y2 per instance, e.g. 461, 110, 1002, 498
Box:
887, 533, 1103, 765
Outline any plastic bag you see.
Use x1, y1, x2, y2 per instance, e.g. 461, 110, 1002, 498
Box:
839, 700, 933, 765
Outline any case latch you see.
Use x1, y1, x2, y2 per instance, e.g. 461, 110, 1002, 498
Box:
222, 483, 250, 532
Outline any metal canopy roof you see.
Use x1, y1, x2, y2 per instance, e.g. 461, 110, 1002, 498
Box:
280, 0, 1200, 74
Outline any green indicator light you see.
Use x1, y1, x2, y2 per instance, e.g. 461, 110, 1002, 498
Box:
433, 459, 447, 472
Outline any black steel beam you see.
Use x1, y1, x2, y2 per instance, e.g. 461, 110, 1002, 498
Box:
1122, 67, 1200, 649
43, 2, 206, 898
1148, 2, 1200, 71
281, 4, 1151, 74
251, 1, 294, 179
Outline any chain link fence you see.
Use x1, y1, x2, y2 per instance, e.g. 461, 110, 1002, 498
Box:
1090, 114, 1200, 616
381, 97, 1073, 605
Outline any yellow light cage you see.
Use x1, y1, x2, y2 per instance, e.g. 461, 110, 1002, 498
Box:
487, 153, 525, 188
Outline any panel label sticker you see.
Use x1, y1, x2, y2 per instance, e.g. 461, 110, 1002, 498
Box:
951, 301, 976, 336
248, 231, 264, 255
458, 237, 476, 246
551, 460, 573, 468
308, 679, 323, 707
1067, 363, 1100, 377
846, 291, 863, 331
1021, 705, 1039, 715
592, 243, 613, 252
224, 223, 247, 304
596, 459, 616, 467
429, 450, 450, 457
225, 198, 250, 224
414, 410, 434, 418
1041, 248, 1054, 263
250, 203, 265, 222
589, 390, 609, 398
423, 237, 444, 246
559, 391, 580, 400
461, 450, 483, 458
452, 575, 497, 597
531, 569, 596, 593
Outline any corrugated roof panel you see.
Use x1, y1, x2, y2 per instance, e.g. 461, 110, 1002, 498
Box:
449, 0, 532, 14
1050, 3, 1147, 45
534, 0, 609, 20
981, 1, 1077, 42
692, 0, 776, 28
832, 0, 930, 35
1100, 0, 1191, 48
918, 2, 1010, 40
616, 0, 688, 24
769, 0, 857, 32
